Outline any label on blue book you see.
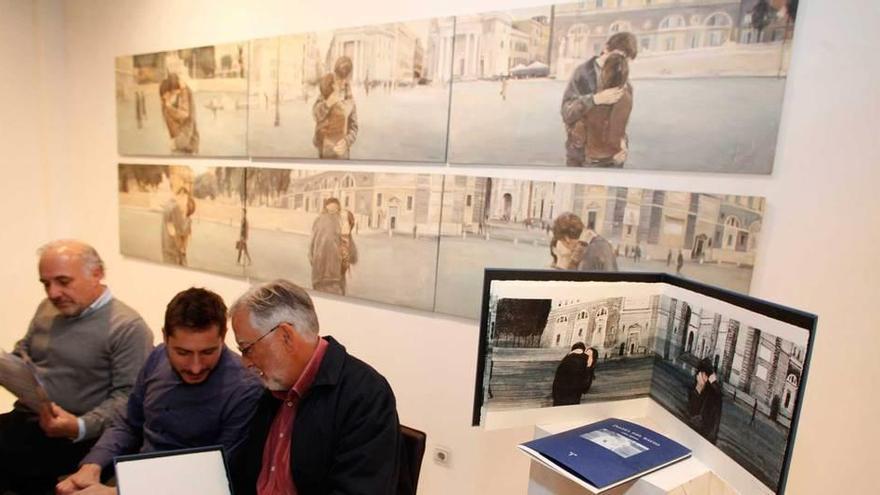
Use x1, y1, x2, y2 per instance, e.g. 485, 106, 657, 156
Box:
519, 418, 691, 491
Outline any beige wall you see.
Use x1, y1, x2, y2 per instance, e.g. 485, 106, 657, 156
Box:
0, 0, 53, 352
1, 0, 878, 493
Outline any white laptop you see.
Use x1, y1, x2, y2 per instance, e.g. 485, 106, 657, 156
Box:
114, 445, 233, 495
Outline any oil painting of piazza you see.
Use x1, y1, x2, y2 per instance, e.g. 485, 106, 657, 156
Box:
440, 0, 795, 173
119, 165, 764, 318
115, 0, 796, 173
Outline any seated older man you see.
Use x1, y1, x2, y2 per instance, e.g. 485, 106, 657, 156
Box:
0, 240, 153, 494
229, 279, 400, 495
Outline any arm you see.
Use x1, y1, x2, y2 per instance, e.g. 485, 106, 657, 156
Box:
344, 103, 358, 147
216, 377, 263, 467
163, 205, 178, 238
687, 384, 702, 419
56, 361, 150, 495
79, 351, 151, 469
705, 388, 723, 436
12, 316, 37, 358
309, 217, 319, 264
606, 90, 633, 151
346, 236, 358, 266
328, 377, 400, 495
312, 95, 333, 124
176, 218, 192, 252
162, 88, 193, 122
560, 68, 595, 126
79, 318, 154, 440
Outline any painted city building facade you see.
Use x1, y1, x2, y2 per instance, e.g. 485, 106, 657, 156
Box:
445, 178, 763, 266
656, 296, 803, 427
540, 295, 660, 359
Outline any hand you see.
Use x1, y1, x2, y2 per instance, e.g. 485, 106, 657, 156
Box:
592, 87, 624, 105
39, 402, 80, 439
71, 484, 117, 495
695, 373, 707, 394
613, 139, 628, 165
56, 464, 101, 495
332, 139, 348, 156
325, 91, 341, 108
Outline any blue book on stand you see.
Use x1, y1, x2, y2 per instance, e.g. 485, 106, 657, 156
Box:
519, 418, 691, 493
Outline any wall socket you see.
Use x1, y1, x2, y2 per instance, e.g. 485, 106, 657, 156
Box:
432, 446, 451, 466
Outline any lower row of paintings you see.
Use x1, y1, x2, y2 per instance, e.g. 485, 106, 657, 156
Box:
118, 163, 765, 318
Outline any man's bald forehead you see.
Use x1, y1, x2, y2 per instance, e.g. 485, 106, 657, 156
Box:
40, 240, 89, 258
37, 239, 105, 275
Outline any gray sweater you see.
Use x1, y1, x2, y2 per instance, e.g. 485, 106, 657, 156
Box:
13, 298, 154, 440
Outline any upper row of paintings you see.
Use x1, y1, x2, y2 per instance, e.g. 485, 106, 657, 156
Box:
116, 0, 798, 174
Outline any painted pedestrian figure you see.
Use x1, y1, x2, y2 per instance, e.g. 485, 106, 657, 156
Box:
161, 187, 194, 266
236, 208, 251, 266
687, 358, 722, 444
309, 197, 358, 295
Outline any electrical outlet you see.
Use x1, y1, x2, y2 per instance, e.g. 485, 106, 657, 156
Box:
432, 446, 451, 466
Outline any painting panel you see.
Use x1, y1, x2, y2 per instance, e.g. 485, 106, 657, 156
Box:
448, 1, 798, 173
651, 288, 813, 494
483, 293, 659, 411
116, 42, 249, 156
247, 17, 453, 162
243, 168, 444, 311
118, 164, 247, 278
434, 176, 765, 318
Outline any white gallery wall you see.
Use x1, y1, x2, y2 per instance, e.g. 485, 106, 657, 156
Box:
0, 0, 878, 493
0, 0, 51, 353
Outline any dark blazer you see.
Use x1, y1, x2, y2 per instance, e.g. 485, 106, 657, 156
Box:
233, 336, 400, 495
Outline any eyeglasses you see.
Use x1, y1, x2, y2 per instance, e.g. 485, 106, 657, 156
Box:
237, 323, 282, 357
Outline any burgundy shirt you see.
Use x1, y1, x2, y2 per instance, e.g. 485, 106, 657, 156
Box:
257, 338, 329, 495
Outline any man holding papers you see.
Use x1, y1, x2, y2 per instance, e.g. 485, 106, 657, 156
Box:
0, 240, 153, 495
56, 287, 263, 495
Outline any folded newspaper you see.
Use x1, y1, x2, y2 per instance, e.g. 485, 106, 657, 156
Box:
0, 350, 50, 412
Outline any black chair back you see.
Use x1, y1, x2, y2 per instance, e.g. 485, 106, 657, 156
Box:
397, 424, 427, 495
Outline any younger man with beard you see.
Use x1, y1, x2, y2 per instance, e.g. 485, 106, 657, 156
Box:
57, 288, 262, 495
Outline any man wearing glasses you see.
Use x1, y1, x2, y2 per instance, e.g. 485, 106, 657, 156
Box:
57, 288, 263, 495
229, 279, 400, 495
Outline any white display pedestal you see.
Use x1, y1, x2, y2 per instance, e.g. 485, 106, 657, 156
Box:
526, 419, 737, 495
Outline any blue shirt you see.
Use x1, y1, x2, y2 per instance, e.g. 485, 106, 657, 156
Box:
82, 344, 263, 469
77, 287, 113, 320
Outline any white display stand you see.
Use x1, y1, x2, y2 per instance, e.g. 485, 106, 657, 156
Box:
526, 418, 737, 495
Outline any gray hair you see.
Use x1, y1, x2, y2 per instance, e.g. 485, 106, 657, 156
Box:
37, 239, 105, 275
230, 279, 319, 343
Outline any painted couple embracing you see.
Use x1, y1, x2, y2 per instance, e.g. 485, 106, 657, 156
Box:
561, 32, 637, 168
